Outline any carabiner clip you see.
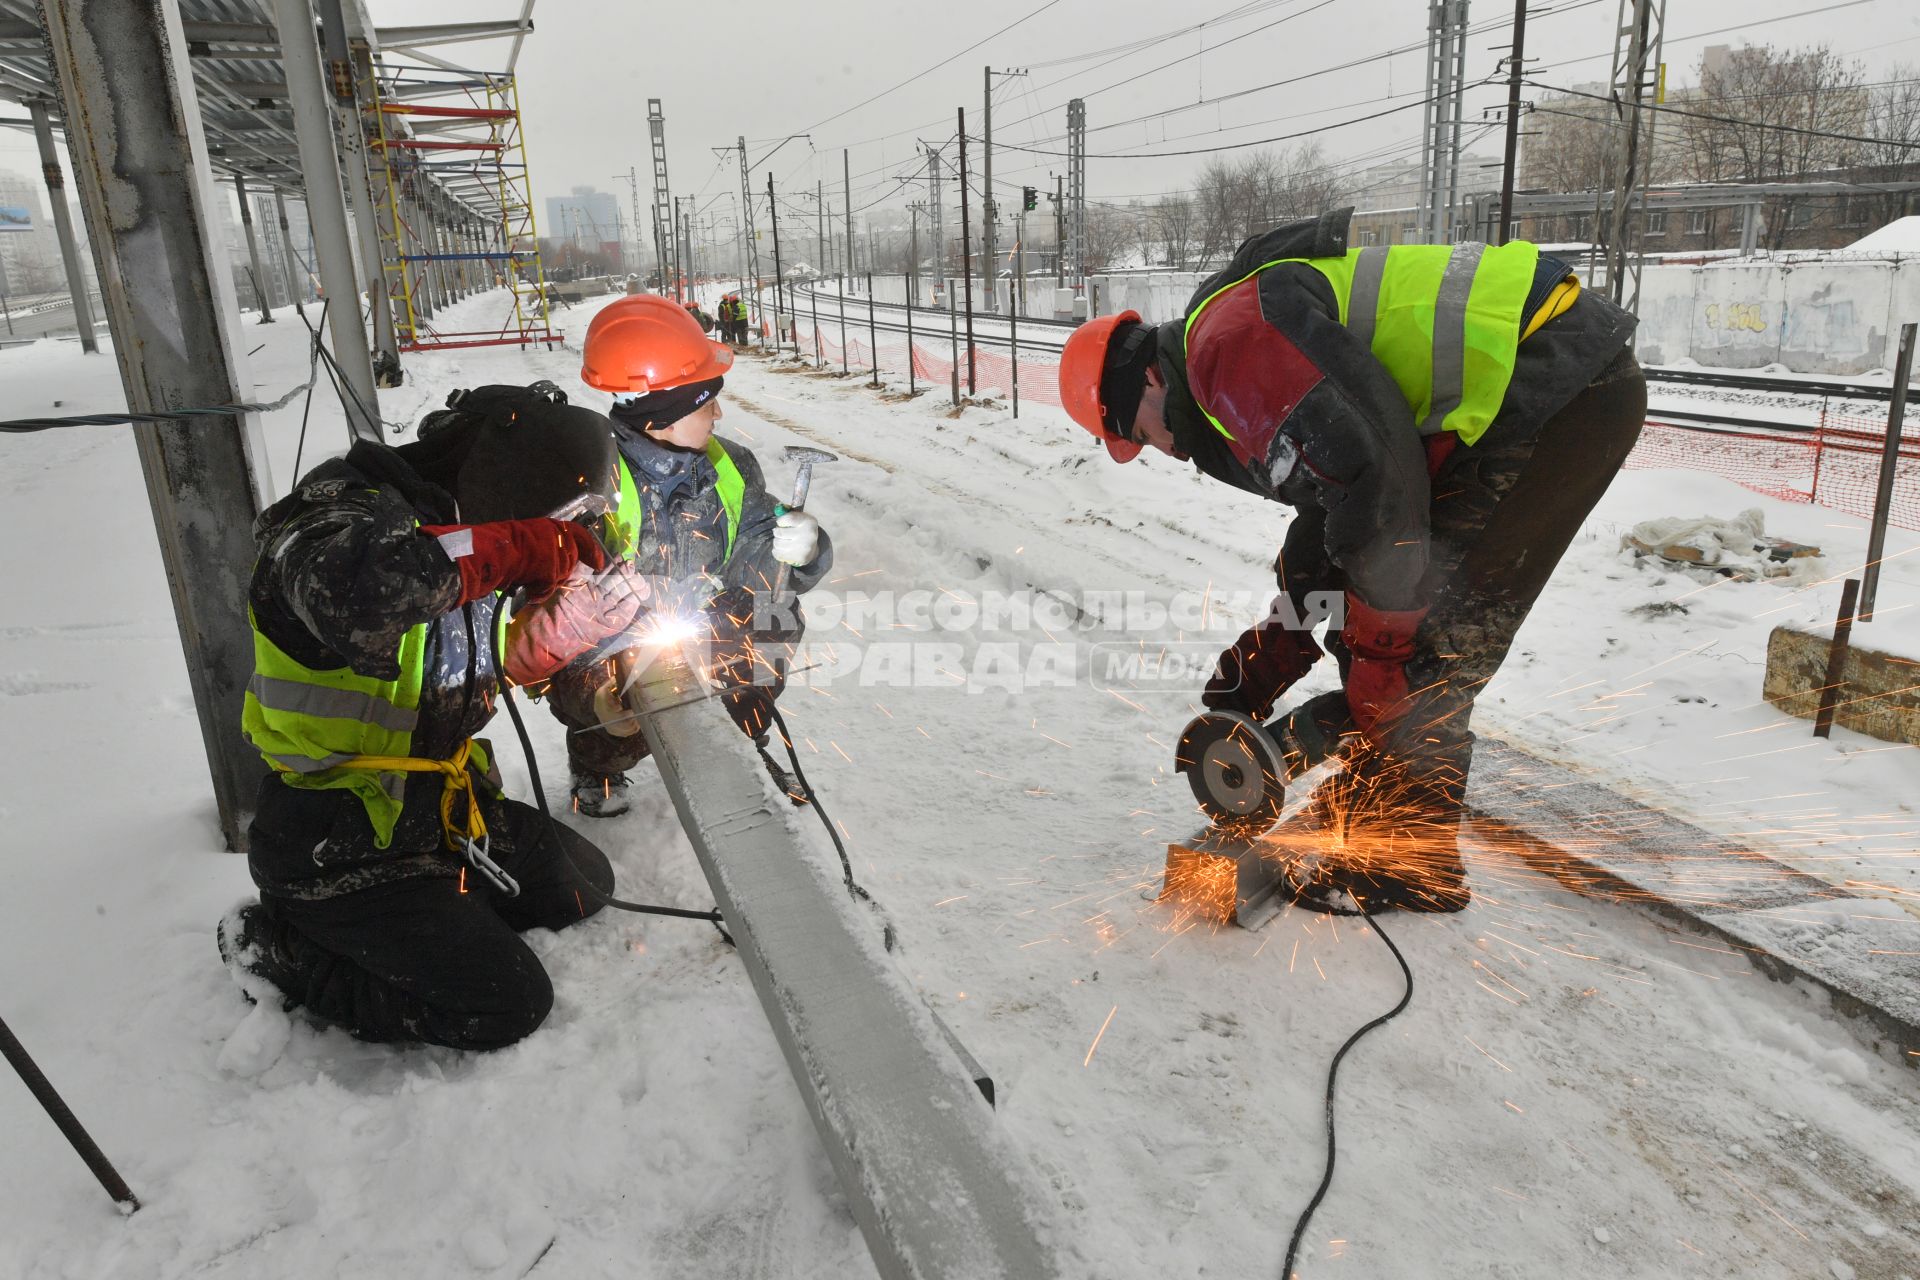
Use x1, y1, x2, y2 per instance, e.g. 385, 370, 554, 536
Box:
463, 835, 521, 898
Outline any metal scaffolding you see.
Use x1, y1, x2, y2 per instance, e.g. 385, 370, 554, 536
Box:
367, 60, 557, 352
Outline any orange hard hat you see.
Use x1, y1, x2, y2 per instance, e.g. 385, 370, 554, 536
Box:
1058, 309, 1144, 463
581, 295, 733, 394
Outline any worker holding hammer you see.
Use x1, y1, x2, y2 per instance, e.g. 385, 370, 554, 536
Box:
548, 294, 835, 816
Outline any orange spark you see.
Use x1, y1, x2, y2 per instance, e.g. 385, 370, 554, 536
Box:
1083, 1005, 1118, 1067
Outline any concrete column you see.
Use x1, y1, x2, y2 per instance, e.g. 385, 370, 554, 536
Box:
273, 190, 306, 319
271, 0, 379, 438
26, 98, 99, 353
39, 0, 275, 851
233, 173, 274, 323
341, 46, 398, 378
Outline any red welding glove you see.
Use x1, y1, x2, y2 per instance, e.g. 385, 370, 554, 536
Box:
503, 564, 653, 687
423, 518, 607, 604
1341, 595, 1430, 742
1202, 599, 1325, 722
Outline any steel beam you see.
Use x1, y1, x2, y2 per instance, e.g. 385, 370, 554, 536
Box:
38, 0, 275, 852
233, 172, 275, 322
25, 97, 97, 352
271, 0, 378, 439
273, 190, 306, 318
633, 656, 1059, 1280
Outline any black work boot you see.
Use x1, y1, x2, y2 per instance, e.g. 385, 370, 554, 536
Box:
216, 902, 319, 1007
570, 770, 632, 819
1294, 746, 1472, 914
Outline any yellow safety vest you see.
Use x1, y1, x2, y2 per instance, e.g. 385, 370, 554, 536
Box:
1184, 241, 1540, 446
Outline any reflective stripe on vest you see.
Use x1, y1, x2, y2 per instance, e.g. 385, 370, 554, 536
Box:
242, 610, 428, 846
242, 602, 506, 848
1183, 241, 1538, 446
608, 439, 746, 563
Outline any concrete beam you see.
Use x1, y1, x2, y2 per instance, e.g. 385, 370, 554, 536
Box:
38, 0, 275, 852
633, 655, 1060, 1280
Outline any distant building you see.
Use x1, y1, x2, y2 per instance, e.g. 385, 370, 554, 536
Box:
544, 186, 622, 248
0, 170, 64, 297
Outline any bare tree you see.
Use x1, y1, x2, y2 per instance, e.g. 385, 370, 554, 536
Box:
1856, 66, 1920, 228
1153, 193, 1196, 269
1676, 44, 1867, 180
1082, 202, 1140, 274
1189, 142, 1346, 268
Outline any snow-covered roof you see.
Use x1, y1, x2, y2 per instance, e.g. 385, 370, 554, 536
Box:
1846, 217, 1920, 253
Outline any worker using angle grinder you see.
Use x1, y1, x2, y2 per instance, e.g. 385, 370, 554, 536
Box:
222, 396, 660, 1049
1059, 207, 1647, 913
547, 293, 834, 817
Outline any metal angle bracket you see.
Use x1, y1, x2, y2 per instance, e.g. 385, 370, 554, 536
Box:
1159, 825, 1288, 932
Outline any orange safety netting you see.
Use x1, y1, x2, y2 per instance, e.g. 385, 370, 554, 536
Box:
1628, 410, 1920, 531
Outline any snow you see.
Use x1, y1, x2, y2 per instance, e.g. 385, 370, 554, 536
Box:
1847, 217, 1920, 254
4, 290, 1919, 1279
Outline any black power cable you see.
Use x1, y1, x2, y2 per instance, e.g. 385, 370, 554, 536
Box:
490, 625, 734, 944
1280, 891, 1415, 1280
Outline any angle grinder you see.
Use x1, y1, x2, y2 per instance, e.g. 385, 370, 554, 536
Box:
1173, 691, 1353, 832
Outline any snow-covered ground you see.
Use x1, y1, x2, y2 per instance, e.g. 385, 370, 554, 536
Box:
3, 289, 1917, 1280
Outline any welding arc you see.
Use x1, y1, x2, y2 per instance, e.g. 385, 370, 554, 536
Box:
492, 626, 734, 944
1279, 892, 1414, 1280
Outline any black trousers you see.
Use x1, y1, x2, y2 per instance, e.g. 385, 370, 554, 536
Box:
260, 799, 615, 1050
1281, 348, 1648, 809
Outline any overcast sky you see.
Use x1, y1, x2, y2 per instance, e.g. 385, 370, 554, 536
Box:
3, 0, 1917, 230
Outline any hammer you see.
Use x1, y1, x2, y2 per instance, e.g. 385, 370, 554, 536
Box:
771, 445, 837, 599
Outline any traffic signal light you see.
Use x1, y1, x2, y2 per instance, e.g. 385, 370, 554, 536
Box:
1022, 186, 1038, 212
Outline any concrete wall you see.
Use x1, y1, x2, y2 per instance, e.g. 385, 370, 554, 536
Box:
1633, 256, 1920, 374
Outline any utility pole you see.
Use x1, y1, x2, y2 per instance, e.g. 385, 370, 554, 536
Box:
925, 142, 943, 283
1067, 98, 1087, 298
620, 165, 644, 275
1599, 0, 1666, 308
1420, 0, 1471, 243
1497, 0, 1530, 244
1052, 174, 1065, 286
843, 148, 854, 300
768, 170, 785, 350
736, 138, 762, 341
957, 107, 976, 394
983, 67, 995, 311
648, 99, 675, 297
25, 97, 98, 353
816, 179, 826, 279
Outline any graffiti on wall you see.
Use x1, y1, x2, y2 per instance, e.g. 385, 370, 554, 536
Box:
1703, 301, 1770, 333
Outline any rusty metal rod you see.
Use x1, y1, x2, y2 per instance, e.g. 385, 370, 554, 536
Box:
1812, 577, 1860, 739
0, 1012, 140, 1212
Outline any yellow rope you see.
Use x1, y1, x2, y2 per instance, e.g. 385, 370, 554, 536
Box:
333, 740, 486, 852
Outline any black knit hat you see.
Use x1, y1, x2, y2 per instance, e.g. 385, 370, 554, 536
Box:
1099, 320, 1159, 440
455, 401, 617, 523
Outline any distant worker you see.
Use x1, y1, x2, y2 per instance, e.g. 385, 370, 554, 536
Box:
552, 294, 835, 816
223, 392, 656, 1049
684, 298, 716, 335
1058, 208, 1645, 913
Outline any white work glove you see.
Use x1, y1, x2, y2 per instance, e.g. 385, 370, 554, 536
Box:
772, 510, 821, 567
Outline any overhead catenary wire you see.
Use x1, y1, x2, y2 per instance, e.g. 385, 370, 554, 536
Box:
1524, 78, 1920, 153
